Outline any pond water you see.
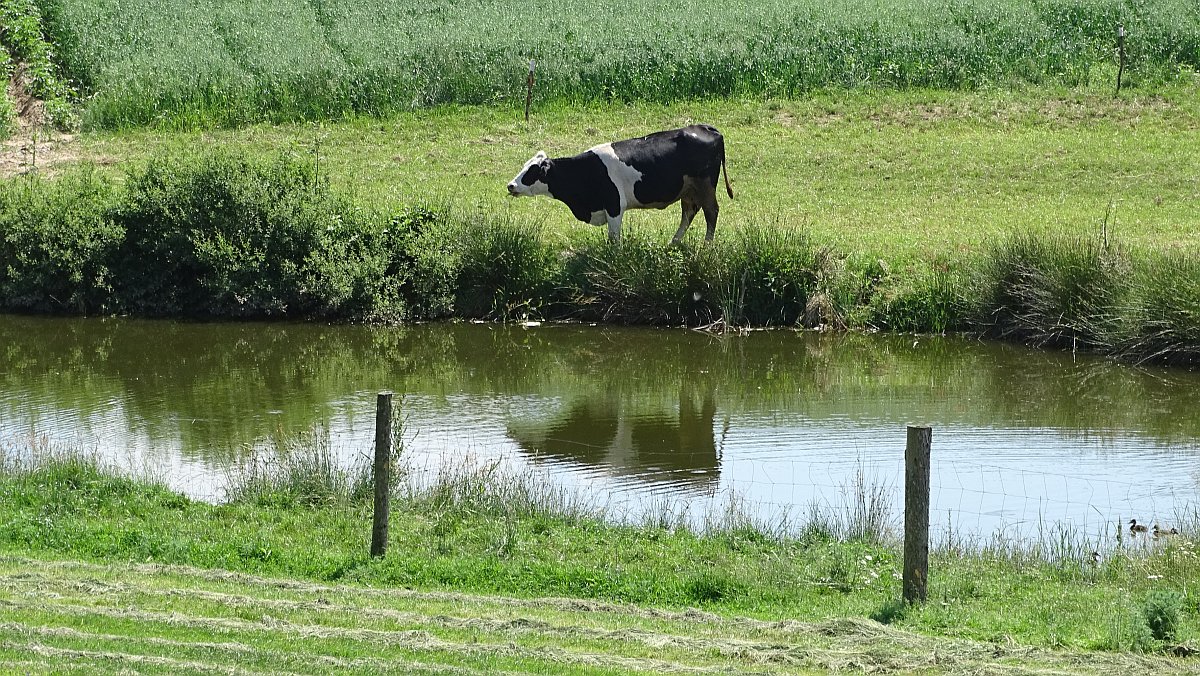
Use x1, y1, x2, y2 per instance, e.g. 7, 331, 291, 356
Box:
2, 314, 1199, 542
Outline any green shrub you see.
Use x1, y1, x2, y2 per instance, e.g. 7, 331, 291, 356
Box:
1141, 589, 1184, 644
865, 261, 967, 333
0, 0, 76, 129
112, 150, 403, 319
0, 46, 17, 138
0, 166, 121, 313
389, 206, 460, 320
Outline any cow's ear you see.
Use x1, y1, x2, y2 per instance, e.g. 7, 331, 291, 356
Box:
538, 157, 552, 172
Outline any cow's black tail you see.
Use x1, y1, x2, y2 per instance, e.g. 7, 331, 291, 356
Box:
721, 151, 733, 199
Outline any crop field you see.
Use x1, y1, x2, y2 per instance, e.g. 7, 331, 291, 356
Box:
33, 0, 1200, 129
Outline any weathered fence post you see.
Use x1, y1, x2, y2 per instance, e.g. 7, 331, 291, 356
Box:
903, 425, 932, 604
1115, 25, 1127, 96
524, 60, 536, 122
370, 391, 394, 558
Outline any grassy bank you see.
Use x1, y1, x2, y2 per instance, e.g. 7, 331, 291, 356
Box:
30, 0, 1200, 129
3, 123, 1200, 363
2, 442, 1199, 670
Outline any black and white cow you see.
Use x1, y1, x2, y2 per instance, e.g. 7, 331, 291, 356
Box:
507, 125, 733, 243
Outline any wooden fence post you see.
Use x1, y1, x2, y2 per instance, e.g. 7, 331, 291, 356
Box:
371, 391, 394, 558
903, 425, 932, 604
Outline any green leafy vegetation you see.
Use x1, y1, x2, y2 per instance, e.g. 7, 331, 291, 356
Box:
30, 0, 1200, 129
1142, 589, 1186, 645
0, 0, 76, 129
0, 45, 17, 138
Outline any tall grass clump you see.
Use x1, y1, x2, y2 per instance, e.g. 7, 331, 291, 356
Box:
400, 457, 602, 525
453, 215, 559, 320
709, 223, 835, 327
33, 0, 1200, 129
558, 224, 836, 327
562, 230, 707, 325
0, 165, 121, 313
969, 234, 1127, 351
967, 234, 1200, 365
223, 431, 363, 508
1117, 251, 1200, 366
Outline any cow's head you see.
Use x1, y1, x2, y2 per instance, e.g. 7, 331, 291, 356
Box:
507, 152, 551, 197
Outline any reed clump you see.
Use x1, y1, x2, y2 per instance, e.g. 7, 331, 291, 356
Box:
969, 234, 1200, 367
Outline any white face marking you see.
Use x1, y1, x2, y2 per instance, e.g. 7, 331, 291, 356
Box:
590, 143, 644, 208
507, 151, 551, 197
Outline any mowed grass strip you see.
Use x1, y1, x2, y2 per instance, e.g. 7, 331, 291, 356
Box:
1, 560, 834, 672
1, 556, 1193, 675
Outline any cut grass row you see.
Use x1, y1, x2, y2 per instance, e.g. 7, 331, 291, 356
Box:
1, 446, 1199, 670
0, 555, 1192, 674
32, 0, 1200, 129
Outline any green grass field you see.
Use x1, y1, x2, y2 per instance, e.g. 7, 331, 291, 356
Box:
72, 85, 1200, 262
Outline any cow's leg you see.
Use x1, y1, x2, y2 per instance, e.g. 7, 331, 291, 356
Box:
671, 198, 700, 244
699, 185, 720, 241
607, 212, 623, 244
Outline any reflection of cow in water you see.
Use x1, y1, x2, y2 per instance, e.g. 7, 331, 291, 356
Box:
506, 384, 722, 489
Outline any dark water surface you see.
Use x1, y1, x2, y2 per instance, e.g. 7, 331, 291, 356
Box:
3, 314, 1198, 539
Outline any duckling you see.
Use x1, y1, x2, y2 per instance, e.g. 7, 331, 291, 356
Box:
1153, 524, 1180, 537
1129, 519, 1149, 534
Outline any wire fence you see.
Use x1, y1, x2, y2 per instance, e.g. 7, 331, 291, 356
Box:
7, 416, 1198, 552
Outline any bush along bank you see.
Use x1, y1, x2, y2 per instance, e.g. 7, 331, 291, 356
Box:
0, 150, 1197, 366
